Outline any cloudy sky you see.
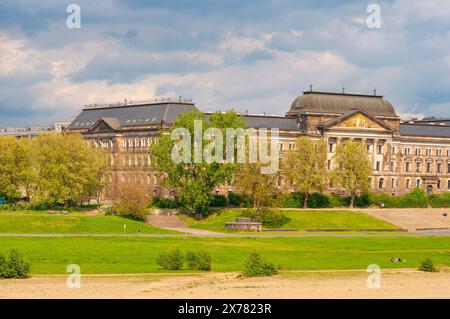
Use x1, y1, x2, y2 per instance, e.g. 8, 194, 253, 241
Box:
1, 0, 450, 126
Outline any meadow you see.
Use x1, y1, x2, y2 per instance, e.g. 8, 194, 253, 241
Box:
0, 236, 449, 274
0, 215, 177, 234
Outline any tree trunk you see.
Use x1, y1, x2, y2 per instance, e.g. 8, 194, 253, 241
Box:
303, 192, 308, 209
350, 193, 355, 208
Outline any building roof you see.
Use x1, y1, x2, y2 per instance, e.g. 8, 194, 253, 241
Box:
287, 91, 398, 118
242, 114, 299, 130
400, 123, 450, 138
68, 101, 197, 130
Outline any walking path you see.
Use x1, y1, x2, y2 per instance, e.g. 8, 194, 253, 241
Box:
0, 230, 448, 237
145, 214, 220, 235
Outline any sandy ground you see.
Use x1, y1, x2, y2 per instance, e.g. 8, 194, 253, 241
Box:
364, 208, 450, 231
1, 270, 449, 299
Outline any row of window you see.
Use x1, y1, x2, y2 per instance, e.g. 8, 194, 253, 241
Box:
377, 177, 449, 190
122, 137, 155, 149
121, 154, 152, 167
401, 147, 449, 157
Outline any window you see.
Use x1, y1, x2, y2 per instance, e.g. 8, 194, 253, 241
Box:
328, 143, 334, 152
367, 144, 371, 153
376, 161, 381, 171
406, 179, 411, 189
426, 148, 432, 156
438, 163, 442, 173
406, 162, 411, 172
448, 179, 450, 190
448, 163, 450, 173
427, 163, 432, 173
378, 178, 384, 189
278, 143, 284, 151
377, 144, 383, 154
437, 149, 442, 156
415, 148, 421, 156
447, 149, 450, 157
438, 180, 442, 189
391, 146, 396, 155
416, 162, 421, 173
391, 178, 395, 189
390, 161, 395, 172
327, 160, 331, 170
404, 147, 411, 155
289, 143, 295, 151
416, 179, 421, 188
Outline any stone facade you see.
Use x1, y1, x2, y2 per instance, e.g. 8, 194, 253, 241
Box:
67, 92, 450, 199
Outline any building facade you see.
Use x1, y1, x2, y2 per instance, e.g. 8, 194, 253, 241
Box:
67, 91, 450, 198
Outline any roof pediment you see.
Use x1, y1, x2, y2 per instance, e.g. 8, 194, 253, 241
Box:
318, 110, 394, 132
87, 117, 121, 133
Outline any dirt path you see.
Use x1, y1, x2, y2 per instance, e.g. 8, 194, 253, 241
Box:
1, 270, 449, 299
145, 214, 221, 235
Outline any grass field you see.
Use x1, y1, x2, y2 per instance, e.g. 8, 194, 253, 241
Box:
0, 236, 449, 274
0, 215, 177, 234
179, 209, 397, 232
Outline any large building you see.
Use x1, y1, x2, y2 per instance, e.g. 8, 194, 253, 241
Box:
68, 91, 450, 198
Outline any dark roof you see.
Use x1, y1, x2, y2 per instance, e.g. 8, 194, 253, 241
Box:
68, 102, 197, 130
242, 115, 298, 130
287, 91, 398, 118
414, 118, 450, 125
400, 123, 450, 138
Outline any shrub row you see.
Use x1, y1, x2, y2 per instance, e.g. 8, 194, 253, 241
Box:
151, 188, 450, 210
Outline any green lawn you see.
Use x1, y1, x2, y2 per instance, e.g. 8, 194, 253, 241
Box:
0, 215, 177, 234
179, 210, 397, 232
0, 236, 449, 274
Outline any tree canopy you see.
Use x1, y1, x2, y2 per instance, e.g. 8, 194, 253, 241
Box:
282, 137, 328, 208
332, 140, 372, 208
150, 109, 246, 214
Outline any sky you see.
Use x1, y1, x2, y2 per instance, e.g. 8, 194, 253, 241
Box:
1, 0, 450, 126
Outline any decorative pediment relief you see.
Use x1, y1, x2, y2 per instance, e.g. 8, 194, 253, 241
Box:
334, 113, 383, 129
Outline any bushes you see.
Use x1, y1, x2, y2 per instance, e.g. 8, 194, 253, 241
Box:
156, 250, 211, 271
156, 249, 184, 270
227, 192, 252, 208
242, 209, 289, 228
428, 192, 450, 208
111, 182, 149, 220
151, 196, 180, 209
0, 249, 31, 279
210, 194, 227, 208
243, 252, 278, 277
419, 258, 438, 272
185, 250, 212, 271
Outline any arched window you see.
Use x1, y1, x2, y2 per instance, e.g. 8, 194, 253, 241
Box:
378, 178, 384, 189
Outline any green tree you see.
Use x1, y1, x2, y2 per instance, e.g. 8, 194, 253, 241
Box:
234, 161, 280, 219
150, 109, 245, 215
31, 133, 109, 206
0, 137, 33, 199
283, 137, 328, 208
333, 141, 372, 208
